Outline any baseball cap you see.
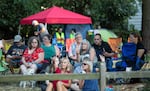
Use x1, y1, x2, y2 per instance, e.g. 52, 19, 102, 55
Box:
32, 20, 38, 25
14, 35, 22, 42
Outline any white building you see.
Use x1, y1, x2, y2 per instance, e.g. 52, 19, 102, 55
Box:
128, 0, 142, 31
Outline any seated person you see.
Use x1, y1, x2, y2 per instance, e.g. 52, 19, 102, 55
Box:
41, 34, 60, 72
46, 57, 72, 91
20, 36, 44, 75
92, 34, 115, 71
78, 57, 99, 91
68, 32, 83, 68
116, 32, 146, 71
76, 39, 98, 71
6, 35, 27, 74
128, 32, 146, 70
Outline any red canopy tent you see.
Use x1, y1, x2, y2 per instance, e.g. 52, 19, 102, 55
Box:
20, 6, 92, 25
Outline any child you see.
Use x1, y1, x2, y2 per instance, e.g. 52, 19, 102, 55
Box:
46, 57, 72, 91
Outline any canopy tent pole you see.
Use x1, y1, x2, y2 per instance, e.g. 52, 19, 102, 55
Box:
45, 23, 47, 30
18, 25, 21, 35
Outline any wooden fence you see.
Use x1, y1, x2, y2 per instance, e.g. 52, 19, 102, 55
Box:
0, 62, 150, 91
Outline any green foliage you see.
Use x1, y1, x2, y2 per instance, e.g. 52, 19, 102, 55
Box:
112, 26, 141, 43
0, 0, 139, 39
90, 0, 138, 29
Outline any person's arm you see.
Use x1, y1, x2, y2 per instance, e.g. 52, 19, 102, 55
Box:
68, 44, 77, 61
62, 80, 71, 88
68, 45, 73, 57
103, 52, 114, 57
103, 43, 115, 57
52, 57, 59, 71
89, 48, 96, 62
79, 79, 85, 89
40, 27, 45, 33
6, 46, 13, 56
34, 24, 45, 35
76, 47, 80, 62
54, 45, 60, 57
39, 23, 46, 33
137, 49, 145, 58
34, 52, 44, 63
137, 43, 145, 59
21, 57, 29, 67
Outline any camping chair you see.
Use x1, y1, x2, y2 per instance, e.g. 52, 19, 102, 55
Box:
108, 38, 122, 68
108, 37, 122, 53
0, 49, 8, 74
116, 43, 144, 71
66, 38, 75, 53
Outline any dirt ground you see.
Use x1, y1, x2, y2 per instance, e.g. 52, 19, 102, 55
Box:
0, 81, 149, 91
0, 82, 41, 91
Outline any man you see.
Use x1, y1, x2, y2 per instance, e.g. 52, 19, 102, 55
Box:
55, 27, 65, 46
6, 35, 27, 74
69, 29, 76, 39
68, 32, 83, 68
92, 33, 115, 71
32, 20, 49, 42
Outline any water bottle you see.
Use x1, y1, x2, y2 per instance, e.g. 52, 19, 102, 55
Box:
105, 85, 114, 91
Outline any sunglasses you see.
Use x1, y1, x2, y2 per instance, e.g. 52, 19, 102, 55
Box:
82, 63, 87, 66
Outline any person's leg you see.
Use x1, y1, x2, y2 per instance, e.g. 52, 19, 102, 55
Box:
6, 58, 14, 74
106, 58, 113, 71
40, 63, 50, 73
57, 81, 68, 91
30, 64, 38, 73
46, 82, 53, 91
20, 64, 27, 74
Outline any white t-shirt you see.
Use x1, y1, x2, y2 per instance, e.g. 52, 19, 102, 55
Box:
0, 40, 4, 48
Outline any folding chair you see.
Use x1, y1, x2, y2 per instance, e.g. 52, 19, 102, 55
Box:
108, 38, 122, 68
66, 38, 75, 53
116, 43, 144, 71
108, 37, 122, 53
0, 49, 8, 74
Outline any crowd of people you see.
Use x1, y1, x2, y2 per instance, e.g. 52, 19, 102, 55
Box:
0, 20, 146, 91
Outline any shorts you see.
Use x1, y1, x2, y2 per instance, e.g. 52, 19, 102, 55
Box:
11, 60, 21, 68
36, 63, 43, 70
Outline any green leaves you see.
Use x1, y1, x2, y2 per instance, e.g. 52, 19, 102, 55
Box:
0, 0, 139, 39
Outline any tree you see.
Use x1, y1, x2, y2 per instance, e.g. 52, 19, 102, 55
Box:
0, 0, 43, 39
0, 0, 138, 40
142, 0, 150, 50
90, 0, 138, 29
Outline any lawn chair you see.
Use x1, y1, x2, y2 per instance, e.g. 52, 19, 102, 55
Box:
108, 37, 122, 53
0, 49, 8, 75
116, 43, 144, 71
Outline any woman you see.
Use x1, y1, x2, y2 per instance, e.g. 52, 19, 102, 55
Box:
128, 32, 146, 83
76, 39, 97, 71
20, 36, 44, 74
41, 34, 60, 72
46, 57, 72, 91
129, 32, 146, 61
78, 57, 99, 91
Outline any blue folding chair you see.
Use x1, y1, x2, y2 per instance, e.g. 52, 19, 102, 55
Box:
116, 43, 136, 71
122, 43, 137, 63
116, 43, 144, 71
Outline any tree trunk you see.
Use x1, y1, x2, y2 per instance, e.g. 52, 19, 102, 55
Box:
142, 0, 150, 51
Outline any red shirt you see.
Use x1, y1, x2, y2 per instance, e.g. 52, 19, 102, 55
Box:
52, 67, 70, 91
23, 48, 44, 63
